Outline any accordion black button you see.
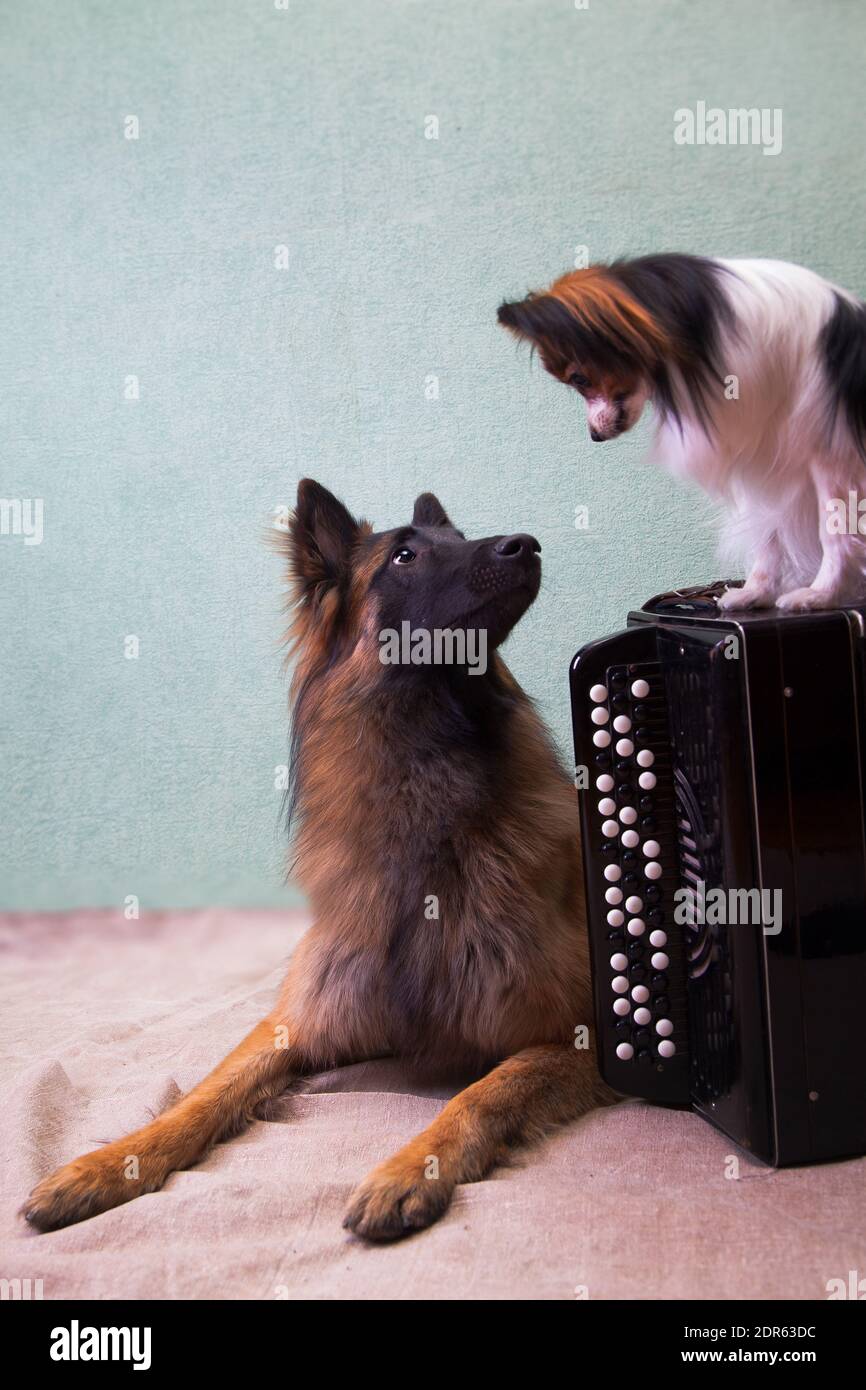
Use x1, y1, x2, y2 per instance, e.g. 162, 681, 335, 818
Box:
634, 704, 649, 719
616, 784, 632, 800
635, 727, 650, 742
629, 964, 647, 982
615, 760, 631, 773
637, 1048, 652, 1063
611, 672, 626, 689
634, 1029, 651, 1048
622, 850, 636, 865
652, 973, 668, 990
645, 886, 661, 903
639, 796, 653, 811
647, 908, 664, 925
655, 995, 670, 1013
615, 1021, 630, 1039
640, 816, 656, 831
627, 942, 643, 959
594, 753, 611, 767
607, 931, 625, 945
623, 873, 638, 887
601, 841, 618, 857
612, 693, 629, 710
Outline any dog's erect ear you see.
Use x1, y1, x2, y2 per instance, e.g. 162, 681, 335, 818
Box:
289, 479, 359, 601
412, 492, 452, 528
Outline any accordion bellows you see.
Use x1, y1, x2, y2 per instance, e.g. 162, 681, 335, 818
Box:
571, 581, 866, 1166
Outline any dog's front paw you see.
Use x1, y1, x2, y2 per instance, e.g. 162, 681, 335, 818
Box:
343, 1156, 455, 1242
776, 587, 839, 612
22, 1147, 148, 1232
717, 585, 775, 612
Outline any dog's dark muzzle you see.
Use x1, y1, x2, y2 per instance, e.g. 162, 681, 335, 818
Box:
494, 533, 541, 560
467, 535, 541, 606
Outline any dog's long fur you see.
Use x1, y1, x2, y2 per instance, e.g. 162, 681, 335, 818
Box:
499, 253, 866, 611
23, 481, 609, 1240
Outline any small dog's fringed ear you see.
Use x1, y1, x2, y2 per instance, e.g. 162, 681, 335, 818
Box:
497, 295, 542, 343
497, 292, 571, 347
497, 299, 525, 332
412, 492, 452, 528
289, 479, 360, 602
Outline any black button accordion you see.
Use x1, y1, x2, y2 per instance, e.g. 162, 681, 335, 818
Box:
570, 581, 866, 1166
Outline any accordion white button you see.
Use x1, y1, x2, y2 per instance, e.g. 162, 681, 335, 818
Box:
593, 730, 611, 748
610, 952, 628, 971
616, 1042, 634, 1061
591, 706, 610, 725
638, 771, 657, 790
607, 909, 624, 927
651, 952, 670, 970
619, 806, 637, 825
590, 684, 608, 702
656, 1018, 674, 1037
612, 975, 629, 994
605, 886, 623, 904
632, 984, 650, 1003
631, 679, 649, 698
602, 819, 619, 838
621, 829, 639, 848
633, 1006, 651, 1025
649, 929, 667, 947
613, 715, 632, 733
598, 797, 616, 816
615, 738, 634, 757
657, 1039, 676, 1058
613, 997, 631, 1016
604, 865, 622, 882
645, 862, 662, 880
642, 840, 660, 858
596, 774, 615, 792
625, 895, 643, 913
627, 917, 646, 935
636, 749, 655, 767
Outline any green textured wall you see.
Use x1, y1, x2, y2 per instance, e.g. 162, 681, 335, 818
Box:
2, 0, 865, 909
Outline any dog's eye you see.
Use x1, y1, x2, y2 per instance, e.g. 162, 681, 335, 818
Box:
392, 546, 416, 565
569, 372, 590, 389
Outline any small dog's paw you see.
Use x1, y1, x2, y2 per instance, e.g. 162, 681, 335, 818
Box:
776, 587, 838, 612
21, 1149, 142, 1232
343, 1158, 455, 1242
717, 586, 775, 612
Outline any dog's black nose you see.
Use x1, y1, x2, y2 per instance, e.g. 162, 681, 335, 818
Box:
494, 533, 541, 559
590, 428, 605, 442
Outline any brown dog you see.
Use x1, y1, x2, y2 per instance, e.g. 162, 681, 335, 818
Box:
23, 481, 609, 1240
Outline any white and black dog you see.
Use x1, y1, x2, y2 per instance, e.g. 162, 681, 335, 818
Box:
499, 254, 866, 610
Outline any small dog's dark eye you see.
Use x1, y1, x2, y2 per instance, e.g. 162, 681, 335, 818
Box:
569, 372, 590, 389
392, 546, 416, 565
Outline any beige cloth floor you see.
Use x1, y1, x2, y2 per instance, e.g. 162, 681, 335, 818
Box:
1, 909, 863, 1301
